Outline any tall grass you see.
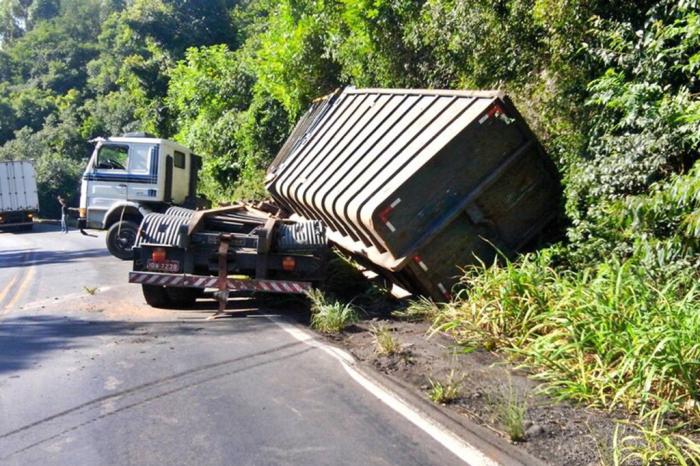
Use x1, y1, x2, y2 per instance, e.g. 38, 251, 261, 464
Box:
435, 251, 700, 420
307, 289, 360, 334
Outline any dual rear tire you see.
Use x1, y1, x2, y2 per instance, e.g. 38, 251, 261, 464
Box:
141, 285, 203, 309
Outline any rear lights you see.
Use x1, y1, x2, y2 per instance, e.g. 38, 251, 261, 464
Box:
282, 256, 296, 271
151, 247, 167, 263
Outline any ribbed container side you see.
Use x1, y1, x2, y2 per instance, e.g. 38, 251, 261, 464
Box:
267, 87, 561, 300
0, 161, 39, 213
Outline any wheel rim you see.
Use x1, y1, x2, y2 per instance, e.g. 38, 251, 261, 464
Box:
115, 228, 136, 252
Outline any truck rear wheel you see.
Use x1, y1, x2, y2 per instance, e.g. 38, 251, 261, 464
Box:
107, 220, 139, 260
165, 287, 202, 309
141, 284, 172, 308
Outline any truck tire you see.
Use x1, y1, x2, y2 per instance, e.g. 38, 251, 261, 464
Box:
106, 220, 139, 260
165, 287, 202, 309
141, 284, 172, 308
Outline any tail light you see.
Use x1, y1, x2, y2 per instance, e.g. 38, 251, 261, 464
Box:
151, 247, 167, 263
282, 256, 296, 271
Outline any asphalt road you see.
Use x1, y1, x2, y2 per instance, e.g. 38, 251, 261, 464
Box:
0, 224, 466, 466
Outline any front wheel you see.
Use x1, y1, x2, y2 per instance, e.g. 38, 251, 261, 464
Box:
106, 220, 139, 260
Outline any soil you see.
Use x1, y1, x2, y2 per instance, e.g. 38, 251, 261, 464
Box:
315, 306, 632, 466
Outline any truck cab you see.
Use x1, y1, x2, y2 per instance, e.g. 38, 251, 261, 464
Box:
79, 133, 201, 259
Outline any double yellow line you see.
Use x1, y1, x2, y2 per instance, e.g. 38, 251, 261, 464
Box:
0, 252, 36, 316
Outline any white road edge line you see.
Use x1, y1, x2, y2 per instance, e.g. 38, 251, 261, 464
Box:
267, 316, 500, 466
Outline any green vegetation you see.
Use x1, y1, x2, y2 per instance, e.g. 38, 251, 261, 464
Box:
307, 289, 359, 334
370, 324, 400, 356
614, 414, 700, 466
427, 369, 462, 405
489, 381, 528, 443
392, 296, 442, 322
436, 252, 699, 454
322, 252, 370, 298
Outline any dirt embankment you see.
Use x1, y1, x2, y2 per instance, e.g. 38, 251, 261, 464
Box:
321, 313, 631, 466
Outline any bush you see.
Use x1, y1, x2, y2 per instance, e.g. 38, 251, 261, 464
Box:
307, 289, 360, 334
436, 251, 700, 420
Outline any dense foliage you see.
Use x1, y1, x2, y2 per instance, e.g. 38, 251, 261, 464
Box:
1, 0, 696, 219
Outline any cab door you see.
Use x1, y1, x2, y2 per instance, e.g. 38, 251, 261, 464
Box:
85, 143, 130, 225
125, 143, 160, 201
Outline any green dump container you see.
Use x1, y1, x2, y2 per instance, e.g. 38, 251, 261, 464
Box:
266, 87, 560, 300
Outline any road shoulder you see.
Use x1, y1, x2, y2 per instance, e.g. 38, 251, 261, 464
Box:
268, 315, 546, 466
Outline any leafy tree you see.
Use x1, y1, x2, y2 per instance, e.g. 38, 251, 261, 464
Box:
0, 0, 29, 45
566, 1, 700, 254
167, 44, 255, 199
247, 0, 341, 118
124, 0, 240, 57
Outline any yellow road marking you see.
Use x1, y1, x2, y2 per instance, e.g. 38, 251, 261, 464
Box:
0, 274, 19, 304
4, 267, 36, 312
0, 252, 36, 314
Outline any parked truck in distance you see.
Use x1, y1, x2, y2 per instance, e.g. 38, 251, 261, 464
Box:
0, 160, 39, 231
78, 133, 203, 260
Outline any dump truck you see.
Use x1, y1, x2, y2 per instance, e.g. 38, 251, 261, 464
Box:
0, 160, 39, 231
78, 133, 203, 260
128, 204, 328, 309
129, 87, 560, 309
266, 87, 561, 301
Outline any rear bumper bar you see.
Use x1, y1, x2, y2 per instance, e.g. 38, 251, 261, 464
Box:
129, 271, 312, 294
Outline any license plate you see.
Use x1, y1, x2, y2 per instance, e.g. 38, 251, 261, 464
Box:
146, 260, 180, 273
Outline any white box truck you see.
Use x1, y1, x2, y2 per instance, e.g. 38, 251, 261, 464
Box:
0, 160, 39, 231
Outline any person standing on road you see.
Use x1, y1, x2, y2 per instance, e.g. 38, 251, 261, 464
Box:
58, 196, 68, 233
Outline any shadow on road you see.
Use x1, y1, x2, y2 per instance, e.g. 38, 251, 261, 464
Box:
0, 313, 279, 375
0, 224, 60, 235
0, 248, 111, 268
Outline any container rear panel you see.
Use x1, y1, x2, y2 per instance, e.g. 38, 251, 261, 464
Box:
0, 161, 39, 213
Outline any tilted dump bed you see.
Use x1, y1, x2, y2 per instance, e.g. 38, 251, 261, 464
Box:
266, 87, 561, 300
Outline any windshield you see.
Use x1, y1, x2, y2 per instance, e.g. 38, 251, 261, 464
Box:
96, 144, 129, 170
